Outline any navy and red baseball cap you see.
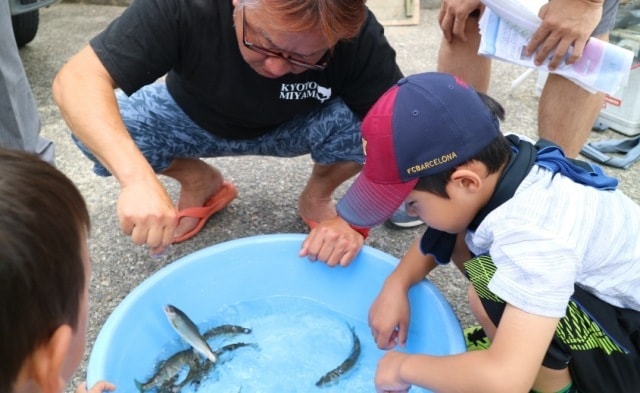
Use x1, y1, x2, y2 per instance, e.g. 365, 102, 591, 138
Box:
337, 72, 501, 228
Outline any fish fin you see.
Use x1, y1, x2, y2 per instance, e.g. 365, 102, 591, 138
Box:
133, 379, 144, 392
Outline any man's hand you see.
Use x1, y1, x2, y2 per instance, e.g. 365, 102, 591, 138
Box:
438, 0, 483, 42
299, 216, 365, 267
117, 176, 177, 257
526, 0, 604, 69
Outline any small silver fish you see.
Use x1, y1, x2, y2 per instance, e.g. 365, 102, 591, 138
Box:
176, 342, 259, 390
215, 342, 258, 357
202, 324, 252, 340
315, 326, 361, 387
163, 304, 218, 363
134, 348, 197, 392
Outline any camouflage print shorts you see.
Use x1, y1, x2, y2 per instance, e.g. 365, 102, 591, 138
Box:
73, 83, 364, 176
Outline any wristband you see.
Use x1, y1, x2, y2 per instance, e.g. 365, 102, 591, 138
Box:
348, 224, 370, 240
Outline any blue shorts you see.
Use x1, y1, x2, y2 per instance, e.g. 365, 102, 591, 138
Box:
74, 83, 364, 177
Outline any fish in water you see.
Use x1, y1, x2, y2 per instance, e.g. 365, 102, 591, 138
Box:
315, 325, 361, 387
174, 342, 259, 390
163, 304, 218, 363
134, 348, 199, 392
135, 342, 258, 392
202, 324, 252, 340
216, 342, 258, 357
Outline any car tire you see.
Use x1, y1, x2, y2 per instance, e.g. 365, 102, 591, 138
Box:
11, 10, 39, 47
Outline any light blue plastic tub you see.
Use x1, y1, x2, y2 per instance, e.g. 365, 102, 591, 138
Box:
87, 234, 465, 391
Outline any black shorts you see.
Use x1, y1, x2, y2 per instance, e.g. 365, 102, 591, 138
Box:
465, 255, 640, 393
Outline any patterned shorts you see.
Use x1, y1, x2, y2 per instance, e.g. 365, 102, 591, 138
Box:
465, 255, 640, 393
73, 83, 364, 176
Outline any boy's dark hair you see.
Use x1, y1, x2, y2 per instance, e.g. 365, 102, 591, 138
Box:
415, 92, 512, 198
0, 148, 90, 391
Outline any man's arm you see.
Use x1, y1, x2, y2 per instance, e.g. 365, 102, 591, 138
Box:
52, 45, 177, 255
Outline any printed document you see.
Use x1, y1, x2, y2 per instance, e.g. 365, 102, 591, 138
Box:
478, 0, 633, 95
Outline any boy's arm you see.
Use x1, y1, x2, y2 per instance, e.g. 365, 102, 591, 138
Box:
376, 304, 560, 392
369, 238, 438, 349
385, 237, 438, 290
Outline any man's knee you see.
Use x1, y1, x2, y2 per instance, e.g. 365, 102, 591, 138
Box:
308, 98, 363, 165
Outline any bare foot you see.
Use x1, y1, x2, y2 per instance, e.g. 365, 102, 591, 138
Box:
162, 158, 225, 239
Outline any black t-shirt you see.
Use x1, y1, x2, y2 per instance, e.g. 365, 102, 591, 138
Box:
90, 0, 403, 139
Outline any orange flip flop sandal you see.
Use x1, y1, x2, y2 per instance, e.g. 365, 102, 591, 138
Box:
173, 181, 238, 244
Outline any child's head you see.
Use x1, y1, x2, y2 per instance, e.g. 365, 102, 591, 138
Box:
0, 148, 91, 392
337, 72, 511, 228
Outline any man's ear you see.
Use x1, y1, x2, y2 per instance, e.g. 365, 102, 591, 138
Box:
30, 325, 73, 393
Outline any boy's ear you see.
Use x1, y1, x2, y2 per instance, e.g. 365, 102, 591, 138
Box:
30, 325, 73, 393
450, 168, 482, 193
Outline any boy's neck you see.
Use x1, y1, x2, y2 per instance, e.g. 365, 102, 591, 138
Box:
472, 161, 509, 226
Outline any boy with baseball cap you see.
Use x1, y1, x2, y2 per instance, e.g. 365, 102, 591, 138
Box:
337, 72, 640, 392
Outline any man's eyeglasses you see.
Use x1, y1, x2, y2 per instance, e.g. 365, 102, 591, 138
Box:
242, 7, 329, 71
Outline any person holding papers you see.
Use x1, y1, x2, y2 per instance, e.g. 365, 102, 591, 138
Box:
437, 0, 618, 160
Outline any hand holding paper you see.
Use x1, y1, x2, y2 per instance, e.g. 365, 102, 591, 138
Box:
526, 0, 604, 69
478, 0, 633, 95
438, 0, 484, 42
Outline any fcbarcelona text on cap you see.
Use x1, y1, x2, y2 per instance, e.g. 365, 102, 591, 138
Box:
406, 151, 458, 175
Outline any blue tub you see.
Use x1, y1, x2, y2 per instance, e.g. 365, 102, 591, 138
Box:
87, 234, 465, 392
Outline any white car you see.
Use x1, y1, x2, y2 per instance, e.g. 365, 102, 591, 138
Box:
9, 0, 57, 47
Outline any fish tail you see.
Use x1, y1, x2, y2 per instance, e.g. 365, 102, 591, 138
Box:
133, 379, 144, 392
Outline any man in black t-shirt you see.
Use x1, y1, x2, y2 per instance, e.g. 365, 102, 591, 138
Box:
52, 0, 402, 256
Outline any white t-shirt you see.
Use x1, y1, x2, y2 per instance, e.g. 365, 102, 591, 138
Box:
467, 165, 640, 318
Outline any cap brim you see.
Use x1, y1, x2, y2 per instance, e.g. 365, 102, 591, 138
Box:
337, 173, 418, 228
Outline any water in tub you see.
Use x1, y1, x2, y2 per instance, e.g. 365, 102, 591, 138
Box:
135, 296, 431, 392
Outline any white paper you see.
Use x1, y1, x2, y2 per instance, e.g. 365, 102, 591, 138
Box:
478, 1, 633, 95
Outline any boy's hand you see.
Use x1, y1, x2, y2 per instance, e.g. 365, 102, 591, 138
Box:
76, 381, 116, 393
299, 216, 364, 267
374, 351, 412, 393
369, 281, 410, 349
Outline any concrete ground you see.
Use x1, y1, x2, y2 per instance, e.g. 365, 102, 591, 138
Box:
17, 2, 639, 391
